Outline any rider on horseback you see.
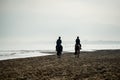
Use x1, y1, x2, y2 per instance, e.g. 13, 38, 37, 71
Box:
75, 36, 81, 57
56, 37, 62, 46
76, 36, 80, 45
56, 37, 63, 58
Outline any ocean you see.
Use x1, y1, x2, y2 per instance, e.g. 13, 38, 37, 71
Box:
0, 41, 120, 60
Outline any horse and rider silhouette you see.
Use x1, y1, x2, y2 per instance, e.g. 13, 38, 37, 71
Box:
75, 36, 81, 58
56, 36, 81, 58
56, 37, 63, 58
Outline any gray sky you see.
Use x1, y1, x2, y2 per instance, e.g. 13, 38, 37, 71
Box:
0, 0, 120, 44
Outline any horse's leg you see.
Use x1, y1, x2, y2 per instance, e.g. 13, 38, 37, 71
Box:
78, 50, 80, 58
58, 52, 60, 58
77, 52, 79, 58
59, 53, 60, 58
58, 52, 61, 58
75, 51, 77, 58
57, 52, 58, 58
75, 51, 78, 58
57, 52, 59, 58
77, 50, 80, 58
59, 52, 61, 58
78, 52, 79, 58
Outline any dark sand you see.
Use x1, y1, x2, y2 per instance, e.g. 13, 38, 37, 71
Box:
0, 50, 120, 80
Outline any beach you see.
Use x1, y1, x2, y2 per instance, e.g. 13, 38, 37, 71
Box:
0, 50, 120, 80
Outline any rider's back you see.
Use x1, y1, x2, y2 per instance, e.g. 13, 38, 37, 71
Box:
76, 38, 80, 45
56, 39, 62, 46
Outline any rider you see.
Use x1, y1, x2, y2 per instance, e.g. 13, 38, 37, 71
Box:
75, 36, 80, 45
75, 36, 81, 50
56, 36, 62, 46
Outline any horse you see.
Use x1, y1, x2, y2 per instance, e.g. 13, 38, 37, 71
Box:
75, 44, 81, 58
56, 44, 63, 58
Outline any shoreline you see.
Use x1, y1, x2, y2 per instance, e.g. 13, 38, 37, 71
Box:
0, 49, 120, 61
0, 49, 120, 80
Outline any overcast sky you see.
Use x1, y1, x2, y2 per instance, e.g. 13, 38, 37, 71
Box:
0, 0, 120, 44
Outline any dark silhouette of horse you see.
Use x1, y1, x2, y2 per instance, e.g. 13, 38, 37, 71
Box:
75, 44, 81, 58
56, 45, 63, 58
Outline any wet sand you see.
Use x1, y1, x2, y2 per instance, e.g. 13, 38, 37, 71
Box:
0, 50, 120, 80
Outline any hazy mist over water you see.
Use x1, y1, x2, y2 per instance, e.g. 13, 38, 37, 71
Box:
0, 40, 120, 51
